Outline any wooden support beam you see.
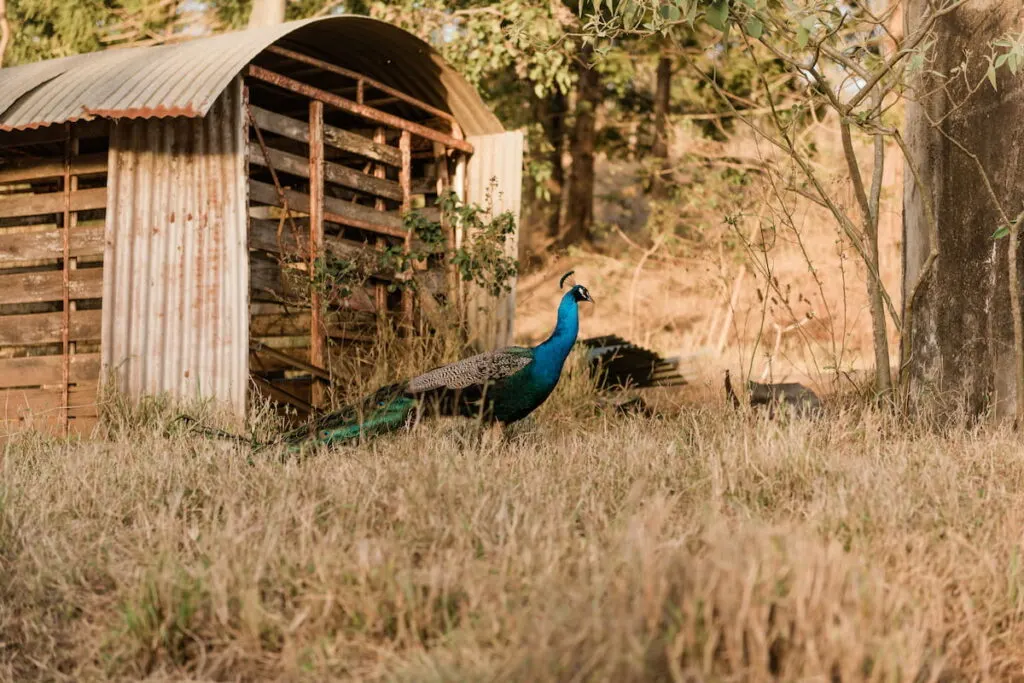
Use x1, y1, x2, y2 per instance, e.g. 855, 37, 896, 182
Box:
399, 130, 414, 330
265, 46, 458, 125
246, 65, 474, 154
248, 105, 402, 167
309, 100, 327, 409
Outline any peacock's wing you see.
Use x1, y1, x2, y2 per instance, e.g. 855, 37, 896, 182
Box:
406, 346, 534, 394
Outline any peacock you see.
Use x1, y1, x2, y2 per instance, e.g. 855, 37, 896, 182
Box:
279, 271, 594, 448
579, 335, 687, 391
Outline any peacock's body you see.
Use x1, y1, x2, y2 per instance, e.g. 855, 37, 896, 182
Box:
282, 275, 594, 448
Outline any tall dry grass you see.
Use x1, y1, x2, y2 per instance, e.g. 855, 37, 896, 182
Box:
3, 360, 1024, 682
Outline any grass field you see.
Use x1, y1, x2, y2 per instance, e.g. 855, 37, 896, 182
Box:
4, 361, 1024, 682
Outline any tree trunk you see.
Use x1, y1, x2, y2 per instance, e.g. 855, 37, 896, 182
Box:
521, 90, 567, 264
248, 0, 285, 28
650, 48, 672, 197
902, 0, 1024, 417
562, 44, 600, 247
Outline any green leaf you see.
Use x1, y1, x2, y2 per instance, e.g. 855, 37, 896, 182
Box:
987, 63, 998, 90
996, 53, 1009, 68
745, 15, 763, 38
705, 0, 729, 31
796, 25, 809, 48
993, 225, 1011, 240
660, 3, 681, 20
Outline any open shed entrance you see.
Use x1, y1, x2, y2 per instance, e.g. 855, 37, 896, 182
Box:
0, 122, 109, 436
243, 47, 474, 420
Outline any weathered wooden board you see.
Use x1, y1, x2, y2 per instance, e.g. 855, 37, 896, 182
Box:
0, 381, 100, 421
0, 223, 105, 264
0, 353, 101, 388
0, 309, 103, 346
248, 144, 404, 202
0, 153, 107, 183
0, 187, 106, 220
248, 179, 406, 237
248, 105, 402, 167
0, 268, 103, 305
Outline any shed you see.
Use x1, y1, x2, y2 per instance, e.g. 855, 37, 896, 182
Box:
0, 16, 524, 437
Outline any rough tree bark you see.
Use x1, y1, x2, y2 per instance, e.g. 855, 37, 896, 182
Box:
562, 44, 600, 247
902, 0, 1024, 417
248, 0, 286, 28
650, 46, 672, 197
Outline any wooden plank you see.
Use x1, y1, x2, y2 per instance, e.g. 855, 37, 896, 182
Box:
248, 105, 401, 167
0, 267, 103, 305
246, 66, 475, 154
0, 353, 100, 388
247, 145, 404, 201
0, 222, 105, 265
0, 153, 107, 184
0, 309, 103, 346
251, 375, 312, 414
248, 179, 406, 238
0, 382, 100, 420
0, 187, 106, 220
265, 46, 458, 125
249, 259, 377, 312
249, 218, 396, 275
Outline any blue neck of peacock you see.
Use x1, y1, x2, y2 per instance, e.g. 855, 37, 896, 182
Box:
532, 292, 580, 385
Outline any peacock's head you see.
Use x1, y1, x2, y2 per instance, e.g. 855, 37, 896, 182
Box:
559, 270, 595, 304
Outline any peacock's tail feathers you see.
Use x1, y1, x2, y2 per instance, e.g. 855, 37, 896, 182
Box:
281, 382, 416, 447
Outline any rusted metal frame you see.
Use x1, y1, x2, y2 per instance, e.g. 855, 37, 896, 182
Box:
246, 65, 474, 154
399, 130, 414, 332
265, 46, 457, 125
249, 339, 331, 383
357, 80, 364, 105
309, 100, 328, 409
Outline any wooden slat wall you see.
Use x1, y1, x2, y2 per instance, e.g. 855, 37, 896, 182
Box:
0, 122, 108, 438
245, 78, 452, 418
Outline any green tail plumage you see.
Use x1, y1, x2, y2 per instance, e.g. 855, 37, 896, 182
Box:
279, 382, 418, 449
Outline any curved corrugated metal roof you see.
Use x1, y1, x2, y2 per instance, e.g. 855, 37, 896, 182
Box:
0, 16, 503, 136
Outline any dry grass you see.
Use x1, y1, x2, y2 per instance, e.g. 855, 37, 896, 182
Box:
4, 361, 1024, 682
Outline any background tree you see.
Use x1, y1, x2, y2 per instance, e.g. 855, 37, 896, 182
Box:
902, 0, 1024, 418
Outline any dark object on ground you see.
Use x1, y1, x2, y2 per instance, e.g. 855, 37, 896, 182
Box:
725, 369, 823, 419
579, 335, 687, 390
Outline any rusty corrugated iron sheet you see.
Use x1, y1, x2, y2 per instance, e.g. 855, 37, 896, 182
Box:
101, 77, 249, 416
464, 130, 525, 350
0, 16, 503, 136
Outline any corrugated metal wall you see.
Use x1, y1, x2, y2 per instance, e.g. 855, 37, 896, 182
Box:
102, 77, 249, 416
465, 131, 524, 349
